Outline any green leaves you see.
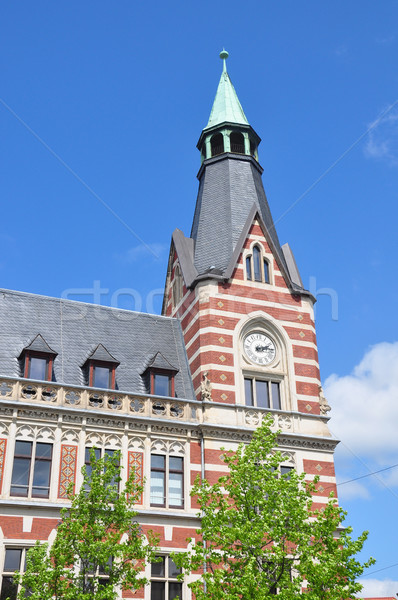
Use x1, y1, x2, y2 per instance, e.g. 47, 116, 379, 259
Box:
174, 415, 374, 600
16, 449, 158, 600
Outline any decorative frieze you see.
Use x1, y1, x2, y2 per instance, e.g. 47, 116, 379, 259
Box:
58, 444, 78, 499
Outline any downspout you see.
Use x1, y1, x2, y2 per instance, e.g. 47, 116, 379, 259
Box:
200, 430, 207, 593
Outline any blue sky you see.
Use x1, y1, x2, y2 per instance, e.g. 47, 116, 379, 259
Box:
1, 1, 398, 595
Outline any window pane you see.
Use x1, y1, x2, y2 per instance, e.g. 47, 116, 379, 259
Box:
4, 549, 22, 572
168, 557, 181, 578
151, 582, 165, 600
14, 441, 32, 457
281, 466, 293, 479
244, 378, 253, 406
151, 455, 165, 470
169, 473, 183, 506
150, 472, 165, 505
246, 256, 252, 280
256, 380, 269, 409
263, 259, 270, 283
169, 457, 183, 471
35, 443, 52, 459
11, 457, 31, 496
151, 557, 165, 577
154, 374, 170, 396
29, 357, 47, 380
93, 366, 111, 389
85, 447, 101, 463
253, 247, 261, 281
169, 582, 182, 599
0, 577, 18, 600
271, 382, 281, 409
32, 460, 51, 497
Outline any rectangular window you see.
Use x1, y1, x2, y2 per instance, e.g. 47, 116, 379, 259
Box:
151, 556, 182, 600
24, 353, 52, 381
92, 365, 112, 389
150, 455, 184, 508
154, 374, 171, 396
244, 378, 281, 410
10, 441, 52, 498
84, 447, 119, 491
1, 548, 30, 600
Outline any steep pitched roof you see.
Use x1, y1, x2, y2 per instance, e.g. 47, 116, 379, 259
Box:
83, 343, 120, 366
0, 289, 195, 399
143, 351, 179, 373
22, 333, 58, 356
205, 53, 249, 129
191, 154, 291, 279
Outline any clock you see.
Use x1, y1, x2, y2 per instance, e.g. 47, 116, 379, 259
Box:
243, 332, 276, 365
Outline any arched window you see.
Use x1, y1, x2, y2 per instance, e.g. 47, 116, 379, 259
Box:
230, 131, 245, 154
263, 259, 270, 284
210, 133, 224, 157
245, 245, 271, 284
253, 246, 261, 281
172, 265, 183, 307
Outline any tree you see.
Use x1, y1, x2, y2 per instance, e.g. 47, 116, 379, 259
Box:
15, 450, 158, 600
174, 415, 374, 600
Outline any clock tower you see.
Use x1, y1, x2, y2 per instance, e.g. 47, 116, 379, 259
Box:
163, 50, 338, 507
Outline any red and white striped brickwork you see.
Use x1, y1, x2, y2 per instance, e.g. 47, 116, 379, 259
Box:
165, 217, 338, 512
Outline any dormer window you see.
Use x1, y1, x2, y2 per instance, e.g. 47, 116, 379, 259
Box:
19, 334, 57, 382
142, 352, 179, 398
246, 245, 271, 284
82, 344, 120, 390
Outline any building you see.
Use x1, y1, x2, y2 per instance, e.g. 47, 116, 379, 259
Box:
0, 52, 338, 599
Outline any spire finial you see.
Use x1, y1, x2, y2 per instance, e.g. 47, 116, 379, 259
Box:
219, 48, 229, 73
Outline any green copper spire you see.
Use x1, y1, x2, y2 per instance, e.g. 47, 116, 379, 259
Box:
205, 50, 249, 130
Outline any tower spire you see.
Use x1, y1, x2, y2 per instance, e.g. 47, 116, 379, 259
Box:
205, 50, 249, 130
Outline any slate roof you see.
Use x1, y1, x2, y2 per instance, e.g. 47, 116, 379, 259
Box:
22, 333, 58, 356
190, 153, 293, 281
0, 288, 195, 399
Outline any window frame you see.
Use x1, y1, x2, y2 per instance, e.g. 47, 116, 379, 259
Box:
245, 244, 271, 285
150, 454, 184, 509
150, 555, 183, 600
23, 351, 53, 382
1, 547, 31, 600
84, 446, 120, 492
10, 440, 53, 499
88, 361, 116, 390
150, 370, 175, 397
244, 376, 282, 410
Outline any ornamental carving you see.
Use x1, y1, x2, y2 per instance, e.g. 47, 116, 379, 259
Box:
130, 398, 145, 413
61, 429, 79, 443
16, 424, 35, 440
200, 371, 212, 402
278, 415, 292, 430
21, 385, 37, 400
104, 434, 122, 449
65, 390, 81, 405
0, 382, 13, 397
319, 386, 331, 415
151, 439, 167, 453
37, 427, 55, 442
86, 417, 124, 429
40, 387, 57, 402
108, 395, 122, 410
128, 436, 145, 451
245, 410, 260, 427
18, 409, 57, 421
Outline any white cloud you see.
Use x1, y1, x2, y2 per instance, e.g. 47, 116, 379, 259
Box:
356, 577, 398, 597
325, 342, 398, 462
364, 110, 398, 166
337, 480, 370, 502
115, 243, 167, 263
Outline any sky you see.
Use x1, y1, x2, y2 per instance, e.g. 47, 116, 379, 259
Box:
1, 1, 398, 595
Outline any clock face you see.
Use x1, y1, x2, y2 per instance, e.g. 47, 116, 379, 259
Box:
243, 332, 276, 365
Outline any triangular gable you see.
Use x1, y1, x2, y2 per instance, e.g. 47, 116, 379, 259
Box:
20, 334, 57, 357
161, 229, 199, 315
83, 343, 120, 366
142, 351, 179, 374
223, 204, 309, 295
